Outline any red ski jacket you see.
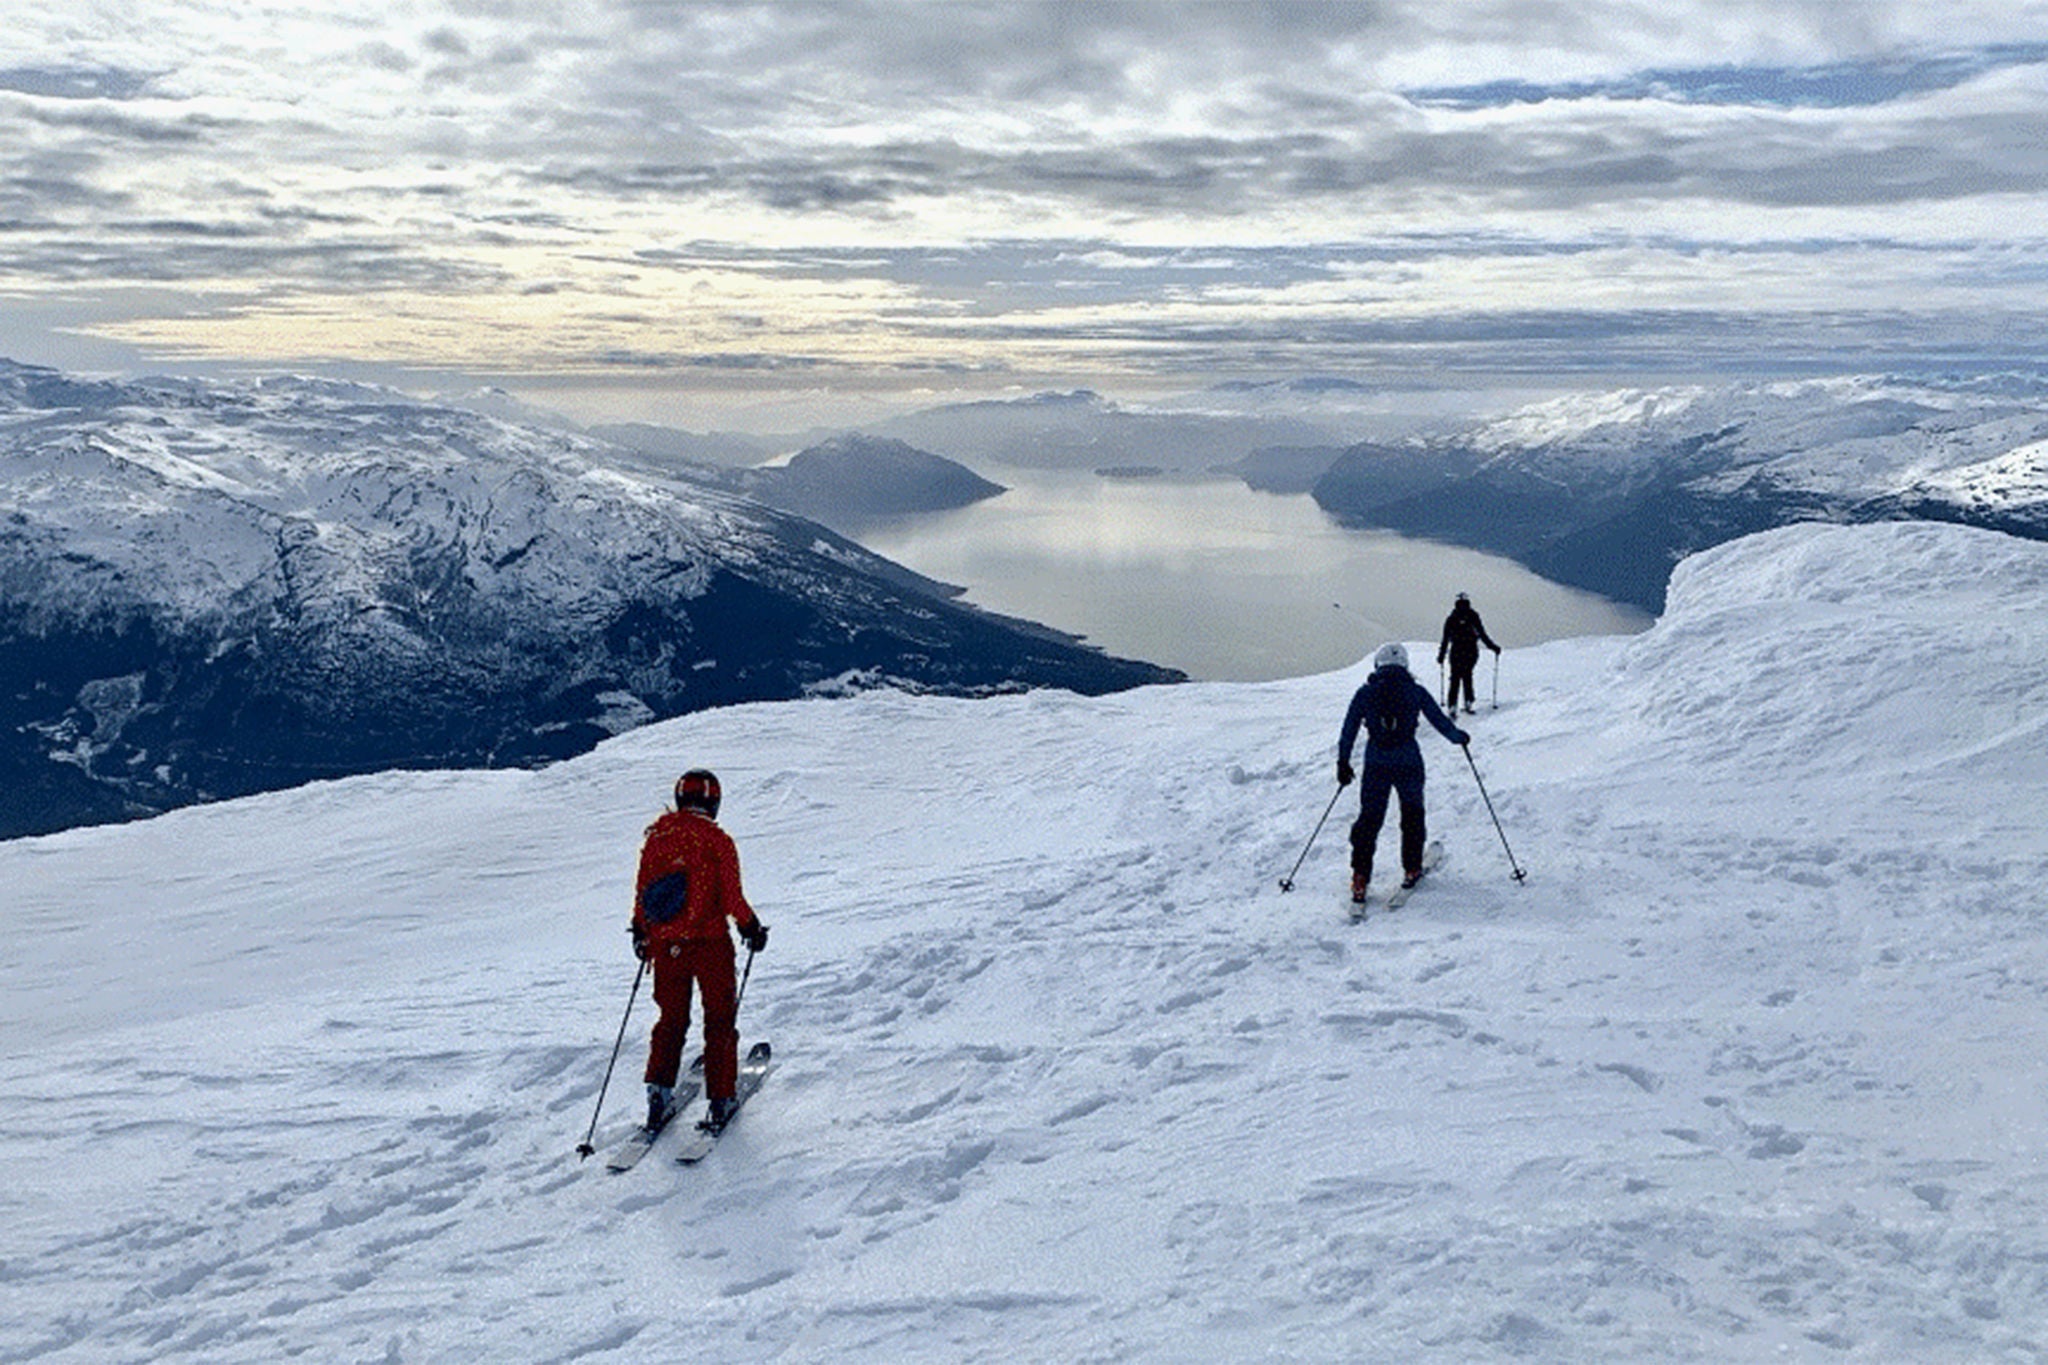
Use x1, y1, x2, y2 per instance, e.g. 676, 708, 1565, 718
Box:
633, 809, 761, 947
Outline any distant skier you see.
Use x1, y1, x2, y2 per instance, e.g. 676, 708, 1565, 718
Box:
631, 769, 769, 1132
1337, 643, 1470, 903
1436, 592, 1501, 715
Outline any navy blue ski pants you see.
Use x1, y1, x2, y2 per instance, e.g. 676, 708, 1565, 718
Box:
1350, 762, 1427, 884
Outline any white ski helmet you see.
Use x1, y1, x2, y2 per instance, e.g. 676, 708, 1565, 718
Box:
1373, 641, 1410, 672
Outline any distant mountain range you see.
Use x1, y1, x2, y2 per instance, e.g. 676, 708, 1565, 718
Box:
14, 360, 2047, 839
0, 362, 1177, 839
583, 420, 776, 468
872, 388, 1338, 471
1296, 376, 2048, 611
469, 371, 2048, 622
845, 374, 2048, 615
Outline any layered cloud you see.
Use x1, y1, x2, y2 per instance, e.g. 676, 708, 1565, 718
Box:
4, 1, 2048, 406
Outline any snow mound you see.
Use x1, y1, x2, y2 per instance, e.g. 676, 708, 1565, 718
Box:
1611, 521, 2048, 780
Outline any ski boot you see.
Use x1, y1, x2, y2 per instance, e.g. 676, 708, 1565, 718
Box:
1350, 871, 1369, 904
702, 1095, 739, 1132
645, 1084, 676, 1132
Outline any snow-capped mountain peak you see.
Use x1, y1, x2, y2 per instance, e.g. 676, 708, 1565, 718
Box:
1312, 372, 2048, 612
0, 360, 1176, 838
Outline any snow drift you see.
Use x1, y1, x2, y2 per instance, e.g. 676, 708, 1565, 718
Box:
4, 520, 2047, 1362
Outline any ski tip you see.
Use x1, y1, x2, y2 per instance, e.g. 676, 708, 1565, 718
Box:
748, 1040, 772, 1061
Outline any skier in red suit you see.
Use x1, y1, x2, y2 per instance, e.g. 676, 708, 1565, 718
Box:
632, 769, 768, 1131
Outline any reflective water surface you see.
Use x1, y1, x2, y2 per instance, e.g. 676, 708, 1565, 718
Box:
854, 470, 1650, 682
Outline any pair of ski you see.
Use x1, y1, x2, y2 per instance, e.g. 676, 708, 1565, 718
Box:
604, 1041, 773, 1172
1349, 841, 1443, 922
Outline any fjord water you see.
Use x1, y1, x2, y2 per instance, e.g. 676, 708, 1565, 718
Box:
856, 469, 1649, 681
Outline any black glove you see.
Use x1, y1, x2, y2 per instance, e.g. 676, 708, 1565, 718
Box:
1336, 760, 1355, 787
1490, 643, 1502, 654
629, 920, 648, 961
1454, 730, 1471, 748
741, 920, 769, 954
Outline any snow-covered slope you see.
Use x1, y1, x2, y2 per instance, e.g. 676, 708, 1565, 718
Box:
1313, 374, 2048, 612
1896, 437, 2048, 517
4, 520, 2045, 1362
0, 360, 1176, 839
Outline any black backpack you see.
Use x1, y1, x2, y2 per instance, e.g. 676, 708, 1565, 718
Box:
1367, 669, 1417, 745
640, 870, 690, 925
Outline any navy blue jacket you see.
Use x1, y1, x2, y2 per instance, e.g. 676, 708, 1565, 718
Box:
1339, 665, 1469, 771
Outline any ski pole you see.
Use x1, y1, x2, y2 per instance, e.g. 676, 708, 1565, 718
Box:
734, 944, 758, 1017
575, 957, 647, 1159
1463, 746, 1527, 884
1491, 650, 1500, 709
1278, 784, 1345, 892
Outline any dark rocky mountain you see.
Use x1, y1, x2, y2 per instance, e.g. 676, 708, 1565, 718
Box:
0, 361, 1178, 840
719, 435, 1006, 531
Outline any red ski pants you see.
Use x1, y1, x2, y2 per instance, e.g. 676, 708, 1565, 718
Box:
643, 938, 739, 1100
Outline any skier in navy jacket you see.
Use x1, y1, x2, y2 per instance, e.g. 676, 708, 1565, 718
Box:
1337, 642, 1470, 903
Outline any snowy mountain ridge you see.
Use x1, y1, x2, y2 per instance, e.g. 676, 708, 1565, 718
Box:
3, 519, 2045, 1361
1466, 373, 2048, 491
0, 360, 1175, 839
1909, 436, 2048, 511
1313, 372, 2048, 612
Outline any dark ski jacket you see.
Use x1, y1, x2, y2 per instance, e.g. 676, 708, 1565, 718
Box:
1339, 665, 1469, 773
1437, 602, 1499, 665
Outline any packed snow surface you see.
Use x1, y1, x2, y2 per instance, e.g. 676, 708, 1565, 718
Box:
5, 520, 2048, 1362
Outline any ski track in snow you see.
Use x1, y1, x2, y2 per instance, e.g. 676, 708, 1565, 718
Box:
5, 521, 2048, 1362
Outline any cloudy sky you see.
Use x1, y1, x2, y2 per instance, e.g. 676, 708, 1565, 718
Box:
7, 1, 2048, 428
